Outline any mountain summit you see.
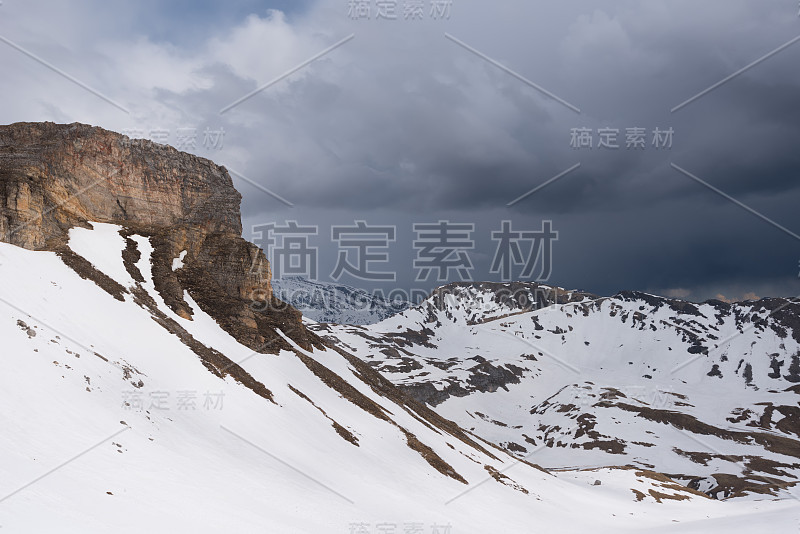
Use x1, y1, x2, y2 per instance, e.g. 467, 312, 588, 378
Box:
0, 121, 319, 353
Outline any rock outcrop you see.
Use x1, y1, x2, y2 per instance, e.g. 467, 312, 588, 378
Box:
0, 121, 319, 353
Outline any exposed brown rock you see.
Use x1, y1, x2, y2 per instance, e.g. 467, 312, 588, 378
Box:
403, 429, 467, 484
0, 121, 320, 353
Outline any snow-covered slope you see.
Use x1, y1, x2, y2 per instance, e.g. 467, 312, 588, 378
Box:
271, 276, 408, 325
4, 123, 795, 531
4, 225, 797, 532
8, 225, 790, 532
318, 282, 800, 501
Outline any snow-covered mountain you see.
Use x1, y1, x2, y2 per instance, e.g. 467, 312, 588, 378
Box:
0, 225, 548, 532
4, 227, 798, 532
317, 281, 800, 501
2, 123, 798, 532
271, 276, 407, 325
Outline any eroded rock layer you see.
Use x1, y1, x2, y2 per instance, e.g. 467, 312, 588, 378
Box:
0, 121, 318, 352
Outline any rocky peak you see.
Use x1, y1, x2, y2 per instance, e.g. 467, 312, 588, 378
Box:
0, 121, 318, 353
0, 122, 241, 248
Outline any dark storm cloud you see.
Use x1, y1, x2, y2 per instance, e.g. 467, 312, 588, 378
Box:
228, 1, 800, 300
1, 0, 798, 300
229, 3, 800, 218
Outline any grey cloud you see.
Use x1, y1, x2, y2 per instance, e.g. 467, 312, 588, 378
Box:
1, 0, 798, 300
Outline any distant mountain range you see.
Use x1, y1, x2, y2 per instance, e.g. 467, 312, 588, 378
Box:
316, 281, 800, 500
271, 276, 409, 324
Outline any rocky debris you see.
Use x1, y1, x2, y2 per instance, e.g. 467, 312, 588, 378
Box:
16, 319, 36, 338
397, 359, 526, 406
483, 464, 529, 494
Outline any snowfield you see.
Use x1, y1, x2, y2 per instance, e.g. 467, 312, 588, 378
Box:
320, 283, 800, 504
0, 224, 798, 532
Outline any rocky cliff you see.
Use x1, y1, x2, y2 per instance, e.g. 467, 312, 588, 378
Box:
0, 121, 319, 353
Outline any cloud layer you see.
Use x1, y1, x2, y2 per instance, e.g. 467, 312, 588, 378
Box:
1, 0, 798, 300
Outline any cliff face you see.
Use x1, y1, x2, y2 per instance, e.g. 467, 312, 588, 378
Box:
0, 122, 318, 353
0, 122, 242, 247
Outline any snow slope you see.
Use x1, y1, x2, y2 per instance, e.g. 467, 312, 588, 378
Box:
319, 282, 800, 501
4, 225, 790, 532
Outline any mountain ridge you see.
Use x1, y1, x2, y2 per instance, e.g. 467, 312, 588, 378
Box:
271, 276, 409, 325
318, 281, 800, 500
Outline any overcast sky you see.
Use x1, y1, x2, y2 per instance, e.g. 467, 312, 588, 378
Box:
2, 0, 799, 302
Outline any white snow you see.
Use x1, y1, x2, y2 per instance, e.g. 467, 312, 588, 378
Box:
68, 222, 137, 289
324, 283, 800, 504
0, 226, 798, 532
172, 250, 187, 271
